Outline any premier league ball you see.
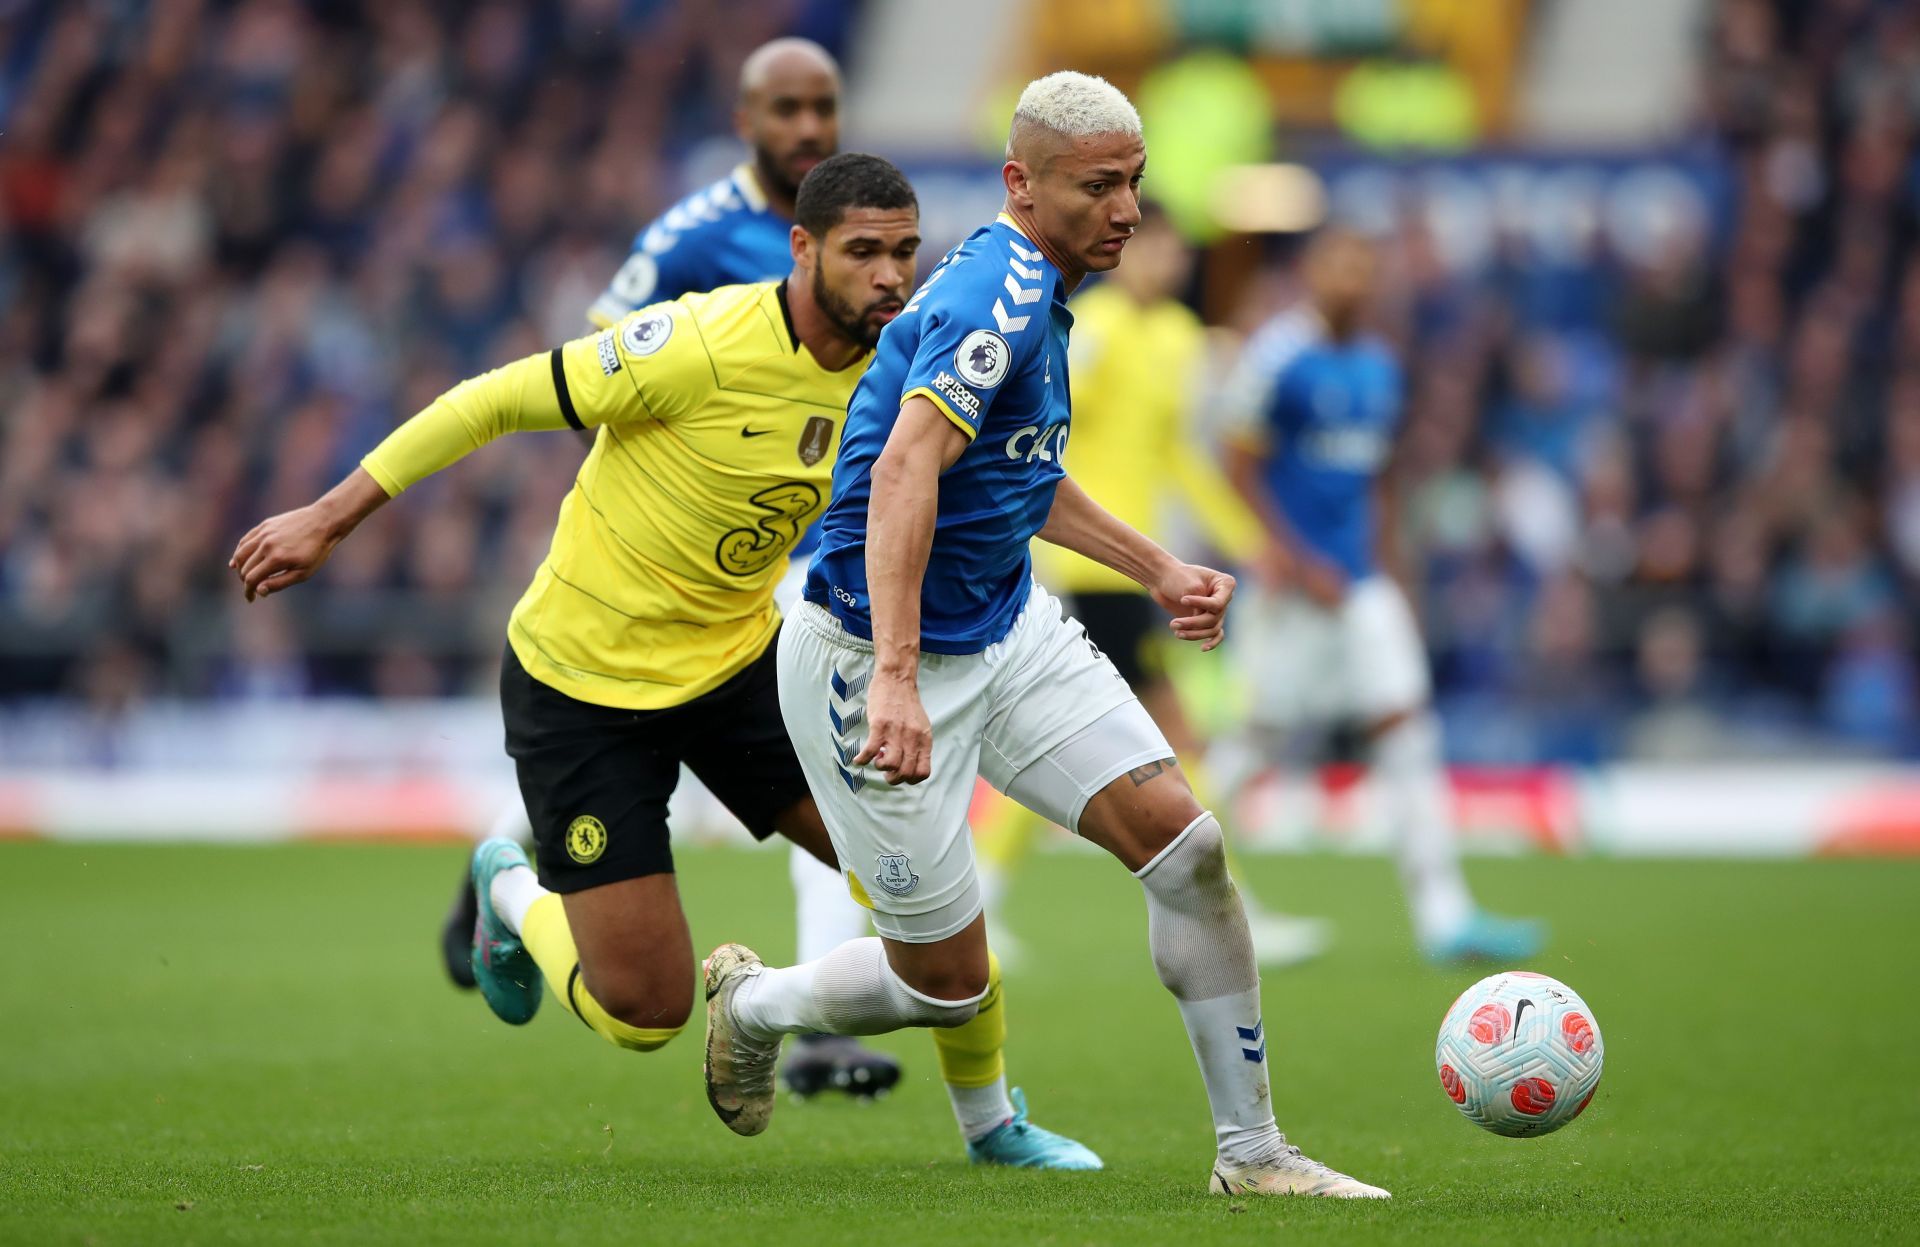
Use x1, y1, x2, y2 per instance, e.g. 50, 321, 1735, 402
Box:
1435, 971, 1603, 1137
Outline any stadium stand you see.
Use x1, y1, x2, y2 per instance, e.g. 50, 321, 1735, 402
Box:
2, 0, 1918, 764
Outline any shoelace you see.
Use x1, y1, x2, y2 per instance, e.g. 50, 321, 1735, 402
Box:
1235, 1140, 1338, 1177
1277, 1146, 1339, 1177
729, 1038, 776, 1088
979, 1088, 1034, 1144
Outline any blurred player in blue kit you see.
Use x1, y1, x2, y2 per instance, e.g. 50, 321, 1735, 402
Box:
585, 41, 835, 329
698, 71, 1389, 1198
439, 36, 900, 1099
1211, 229, 1545, 964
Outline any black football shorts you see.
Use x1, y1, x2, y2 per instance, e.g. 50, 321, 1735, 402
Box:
499, 638, 811, 892
1064, 590, 1162, 689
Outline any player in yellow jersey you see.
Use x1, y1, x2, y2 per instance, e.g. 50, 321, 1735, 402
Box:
974, 204, 1327, 966
229, 155, 1100, 1167
439, 37, 902, 1101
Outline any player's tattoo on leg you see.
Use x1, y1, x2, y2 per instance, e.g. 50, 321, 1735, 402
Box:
1127, 758, 1177, 787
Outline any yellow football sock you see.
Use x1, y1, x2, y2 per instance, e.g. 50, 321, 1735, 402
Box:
520, 893, 682, 1052
933, 951, 1005, 1088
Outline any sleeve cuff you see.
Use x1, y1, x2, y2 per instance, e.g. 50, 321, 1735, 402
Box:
360, 454, 405, 498
902, 386, 978, 442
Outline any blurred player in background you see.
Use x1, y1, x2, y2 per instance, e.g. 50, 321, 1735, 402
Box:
1211, 229, 1544, 964
700, 72, 1386, 1198
440, 36, 899, 1098
232, 157, 1084, 1169
978, 202, 1327, 966
585, 37, 840, 330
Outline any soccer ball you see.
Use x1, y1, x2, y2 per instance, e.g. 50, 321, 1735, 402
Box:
1434, 971, 1603, 1137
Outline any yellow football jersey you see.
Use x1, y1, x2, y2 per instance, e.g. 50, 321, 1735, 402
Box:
363, 280, 865, 710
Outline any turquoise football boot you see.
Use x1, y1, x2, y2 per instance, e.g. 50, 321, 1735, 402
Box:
1423, 910, 1546, 965
966, 1088, 1103, 1170
468, 837, 543, 1025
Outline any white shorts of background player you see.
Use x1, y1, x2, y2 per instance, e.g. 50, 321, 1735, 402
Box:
1234, 575, 1430, 729
777, 581, 1172, 943
1222, 573, 1485, 953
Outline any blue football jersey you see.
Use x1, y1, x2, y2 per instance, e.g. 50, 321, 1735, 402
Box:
1229, 309, 1402, 581
587, 164, 795, 327
806, 216, 1073, 654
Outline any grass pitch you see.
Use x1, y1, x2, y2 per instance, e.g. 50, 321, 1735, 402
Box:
3, 841, 1916, 1245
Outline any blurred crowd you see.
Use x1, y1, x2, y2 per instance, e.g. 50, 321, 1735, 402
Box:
0, 0, 856, 708
1349, 0, 1920, 761
3, 0, 1919, 762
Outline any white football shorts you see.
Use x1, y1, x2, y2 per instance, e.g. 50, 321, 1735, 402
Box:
777, 581, 1172, 943
1235, 575, 1430, 729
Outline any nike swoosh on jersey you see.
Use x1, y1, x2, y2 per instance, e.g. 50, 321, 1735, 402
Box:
740, 427, 775, 438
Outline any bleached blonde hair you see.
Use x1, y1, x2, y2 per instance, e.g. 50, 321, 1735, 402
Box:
1010, 71, 1142, 143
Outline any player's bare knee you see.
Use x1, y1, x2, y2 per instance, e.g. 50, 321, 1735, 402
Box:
903, 962, 989, 1005
881, 914, 989, 1001
587, 972, 694, 1034
1134, 795, 1209, 864
1085, 771, 1207, 871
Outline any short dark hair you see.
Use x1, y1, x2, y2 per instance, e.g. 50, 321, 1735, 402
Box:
795, 153, 917, 237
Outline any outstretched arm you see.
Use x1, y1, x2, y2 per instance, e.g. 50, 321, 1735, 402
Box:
1038, 476, 1235, 650
852, 395, 970, 785
229, 349, 581, 600
228, 467, 389, 601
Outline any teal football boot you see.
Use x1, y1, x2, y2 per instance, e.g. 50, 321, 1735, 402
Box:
468, 837, 543, 1025
1423, 910, 1546, 965
966, 1088, 1103, 1170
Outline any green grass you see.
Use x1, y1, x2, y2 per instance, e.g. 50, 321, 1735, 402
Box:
3, 842, 1917, 1245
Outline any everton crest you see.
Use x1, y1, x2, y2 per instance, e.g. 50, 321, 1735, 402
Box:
874, 852, 919, 897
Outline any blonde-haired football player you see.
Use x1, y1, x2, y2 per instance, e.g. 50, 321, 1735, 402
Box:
230, 154, 1098, 1169
979, 200, 1331, 968
701, 73, 1389, 1198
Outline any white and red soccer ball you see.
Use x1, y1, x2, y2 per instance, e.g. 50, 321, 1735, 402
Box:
1435, 971, 1603, 1137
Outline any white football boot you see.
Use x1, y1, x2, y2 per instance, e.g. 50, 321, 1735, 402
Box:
702, 943, 782, 1137
1209, 1144, 1391, 1199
